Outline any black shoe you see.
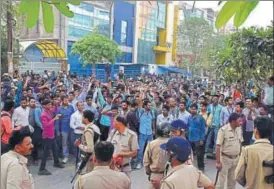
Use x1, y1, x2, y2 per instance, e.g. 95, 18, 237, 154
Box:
38, 169, 51, 175
54, 163, 65, 168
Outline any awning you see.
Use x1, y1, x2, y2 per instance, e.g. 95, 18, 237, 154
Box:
20, 40, 66, 59
34, 40, 66, 58
158, 66, 192, 77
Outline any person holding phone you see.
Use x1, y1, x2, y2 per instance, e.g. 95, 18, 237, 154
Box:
38, 99, 64, 175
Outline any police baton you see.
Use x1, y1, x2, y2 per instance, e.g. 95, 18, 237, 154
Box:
214, 170, 220, 186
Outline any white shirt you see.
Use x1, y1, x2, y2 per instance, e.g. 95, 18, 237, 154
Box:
70, 111, 85, 134
177, 110, 191, 124
12, 106, 30, 128
157, 114, 174, 127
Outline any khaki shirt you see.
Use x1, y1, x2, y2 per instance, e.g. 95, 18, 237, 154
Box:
79, 123, 100, 153
216, 124, 243, 156
1, 151, 34, 189
143, 137, 169, 174
74, 166, 131, 189
160, 164, 212, 189
79, 123, 100, 173
107, 128, 139, 165
235, 139, 274, 189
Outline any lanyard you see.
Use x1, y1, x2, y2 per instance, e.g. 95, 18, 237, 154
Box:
227, 107, 233, 115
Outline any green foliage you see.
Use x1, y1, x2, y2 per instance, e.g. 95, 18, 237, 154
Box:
70, 32, 122, 66
214, 26, 273, 87
19, 0, 80, 33
177, 17, 214, 73
216, 1, 259, 29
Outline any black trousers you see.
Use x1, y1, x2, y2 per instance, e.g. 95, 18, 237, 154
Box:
39, 138, 60, 171
191, 141, 205, 169
100, 125, 110, 141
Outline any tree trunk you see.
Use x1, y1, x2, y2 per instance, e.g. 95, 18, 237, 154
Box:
92, 62, 96, 77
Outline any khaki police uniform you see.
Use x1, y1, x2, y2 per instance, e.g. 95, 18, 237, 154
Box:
74, 166, 131, 189
160, 164, 212, 189
235, 139, 274, 189
143, 137, 169, 189
107, 128, 139, 176
215, 124, 243, 189
79, 123, 100, 174
1, 151, 34, 189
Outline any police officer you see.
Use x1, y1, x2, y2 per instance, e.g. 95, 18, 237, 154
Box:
215, 113, 243, 189
143, 122, 170, 189
74, 110, 101, 174
235, 116, 274, 189
1, 127, 34, 189
169, 119, 193, 163
74, 141, 130, 189
152, 137, 214, 189
107, 116, 139, 176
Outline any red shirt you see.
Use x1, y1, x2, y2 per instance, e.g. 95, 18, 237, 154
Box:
41, 106, 57, 139
1, 111, 12, 144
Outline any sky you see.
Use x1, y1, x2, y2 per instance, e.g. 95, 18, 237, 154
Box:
177, 1, 273, 28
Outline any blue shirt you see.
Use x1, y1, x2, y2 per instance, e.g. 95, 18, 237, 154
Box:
84, 103, 99, 120
220, 106, 234, 126
55, 105, 75, 133
138, 108, 155, 135
188, 114, 206, 142
208, 104, 223, 128
97, 88, 111, 127
34, 106, 43, 129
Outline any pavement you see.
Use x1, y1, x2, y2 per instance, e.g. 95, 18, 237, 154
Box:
30, 156, 243, 189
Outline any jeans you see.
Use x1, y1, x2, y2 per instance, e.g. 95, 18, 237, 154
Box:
39, 138, 60, 171
72, 133, 82, 162
205, 127, 219, 153
191, 141, 205, 169
137, 133, 153, 164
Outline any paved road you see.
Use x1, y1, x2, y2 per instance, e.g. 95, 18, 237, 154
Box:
30, 157, 243, 189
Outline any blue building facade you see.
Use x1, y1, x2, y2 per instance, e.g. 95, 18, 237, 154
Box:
67, 1, 141, 81
113, 1, 135, 63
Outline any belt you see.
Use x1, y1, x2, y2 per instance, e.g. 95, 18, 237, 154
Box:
222, 153, 239, 159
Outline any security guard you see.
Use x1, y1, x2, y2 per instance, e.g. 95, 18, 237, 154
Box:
74, 141, 130, 189
107, 116, 139, 176
1, 128, 34, 189
152, 137, 214, 189
143, 122, 170, 189
74, 110, 101, 174
215, 113, 243, 189
235, 116, 274, 189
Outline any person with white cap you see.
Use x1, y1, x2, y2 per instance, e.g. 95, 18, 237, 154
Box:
151, 137, 214, 189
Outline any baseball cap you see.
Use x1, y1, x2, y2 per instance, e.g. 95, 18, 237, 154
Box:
170, 120, 188, 132
160, 137, 191, 162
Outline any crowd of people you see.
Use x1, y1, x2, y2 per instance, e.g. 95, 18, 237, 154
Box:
1, 70, 273, 189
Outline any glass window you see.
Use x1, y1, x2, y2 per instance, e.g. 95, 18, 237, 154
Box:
68, 26, 91, 38
80, 3, 94, 12
121, 20, 127, 45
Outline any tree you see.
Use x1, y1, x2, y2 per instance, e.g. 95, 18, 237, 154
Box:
177, 17, 214, 75
215, 1, 259, 29
18, 0, 81, 33
1, 2, 22, 74
214, 26, 273, 95
70, 32, 122, 76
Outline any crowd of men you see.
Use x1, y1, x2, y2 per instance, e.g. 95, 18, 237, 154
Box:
1, 70, 274, 189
